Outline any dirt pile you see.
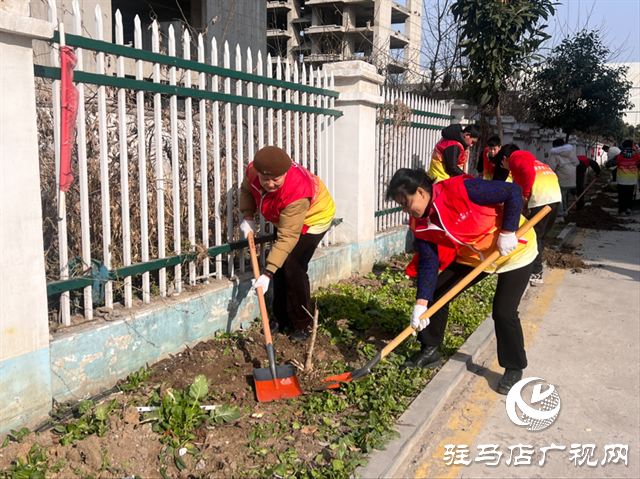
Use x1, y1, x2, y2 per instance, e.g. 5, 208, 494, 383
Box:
566, 205, 631, 231
542, 247, 591, 272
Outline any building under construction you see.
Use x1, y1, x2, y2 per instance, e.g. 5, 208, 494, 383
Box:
267, 0, 423, 80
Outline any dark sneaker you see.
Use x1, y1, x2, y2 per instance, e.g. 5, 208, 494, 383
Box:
290, 327, 311, 342
497, 368, 523, 395
265, 320, 279, 336
530, 273, 544, 285
402, 344, 441, 370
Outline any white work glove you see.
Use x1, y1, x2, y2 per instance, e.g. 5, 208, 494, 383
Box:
240, 219, 256, 239
497, 231, 518, 256
251, 274, 270, 295
410, 304, 430, 331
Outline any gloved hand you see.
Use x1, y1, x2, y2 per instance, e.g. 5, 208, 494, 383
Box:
240, 218, 256, 239
251, 274, 270, 294
497, 231, 518, 256
410, 304, 430, 331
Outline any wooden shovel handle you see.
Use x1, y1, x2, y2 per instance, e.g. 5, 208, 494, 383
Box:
380, 205, 552, 359
567, 176, 598, 213
247, 231, 273, 345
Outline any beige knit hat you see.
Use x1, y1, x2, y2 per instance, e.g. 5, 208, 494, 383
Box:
253, 146, 292, 176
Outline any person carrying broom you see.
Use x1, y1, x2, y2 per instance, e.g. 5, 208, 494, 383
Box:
239, 146, 335, 342
386, 169, 538, 395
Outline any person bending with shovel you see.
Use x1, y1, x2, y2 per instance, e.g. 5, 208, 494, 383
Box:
387, 169, 538, 395
239, 146, 335, 342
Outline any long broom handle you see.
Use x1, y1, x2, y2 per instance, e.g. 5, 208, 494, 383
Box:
247, 231, 272, 345
379, 205, 551, 359
567, 176, 598, 213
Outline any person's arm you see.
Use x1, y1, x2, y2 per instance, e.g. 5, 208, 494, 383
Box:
443, 145, 466, 177
240, 176, 257, 219
464, 178, 522, 232
415, 239, 440, 303
508, 156, 536, 199
264, 198, 311, 274
589, 159, 601, 176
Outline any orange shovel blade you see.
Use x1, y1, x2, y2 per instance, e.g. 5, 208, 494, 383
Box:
253, 364, 303, 402
318, 371, 353, 390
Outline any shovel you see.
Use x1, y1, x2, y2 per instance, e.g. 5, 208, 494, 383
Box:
319, 205, 551, 390
247, 231, 303, 402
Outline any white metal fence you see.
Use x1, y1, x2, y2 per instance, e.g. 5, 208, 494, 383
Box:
374, 87, 452, 232
38, 0, 340, 326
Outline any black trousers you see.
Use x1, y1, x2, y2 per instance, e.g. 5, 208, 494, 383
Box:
576, 163, 587, 210
617, 184, 635, 213
526, 202, 559, 275
272, 230, 326, 331
418, 261, 533, 370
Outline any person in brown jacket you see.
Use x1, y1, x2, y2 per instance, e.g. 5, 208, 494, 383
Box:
239, 146, 336, 341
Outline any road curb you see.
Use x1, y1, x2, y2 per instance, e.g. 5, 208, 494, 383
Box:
556, 222, 577, 245
356, 316, 496, 478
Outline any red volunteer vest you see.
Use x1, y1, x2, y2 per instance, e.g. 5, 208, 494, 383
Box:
410, 175, 500, 258
437, 138, 466, 167
246, 162, 315, 234
577, 155, 590, 169
483, 148, 495, 177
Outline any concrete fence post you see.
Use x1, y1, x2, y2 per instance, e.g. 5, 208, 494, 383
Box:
322, 61, 383, 274
0, 6, 54, 433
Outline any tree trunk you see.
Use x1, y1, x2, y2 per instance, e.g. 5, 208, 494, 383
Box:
565, 131, 571, 142
496, 102, 504, 144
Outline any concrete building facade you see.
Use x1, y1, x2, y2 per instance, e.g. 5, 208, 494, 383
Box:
267, 0, 423, 81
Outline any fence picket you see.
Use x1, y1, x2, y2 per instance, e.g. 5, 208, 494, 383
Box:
267, 54, 274, 147
72, 0, 93, 318
285, 60, 291, 156
276, 57, 283, 149
330, 72, 335, 244
316, 69, 322, 188
246, 48, 255, 170
168, 26, 182, 293
235, 44, 245, 274
293, 62, 300, 165
309, 65, 315, 175
48, 0, 70, 325
115, 10, 132, 308
184, 30, 196, 286
152, 20, 166, 297
301, 64, 308, 169
211, 38, 223, 279
95, 5, 113, 308
198, 34, 209, 283
223, 42, 234, 277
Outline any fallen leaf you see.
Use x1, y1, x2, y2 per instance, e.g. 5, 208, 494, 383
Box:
301, 425, 317, 434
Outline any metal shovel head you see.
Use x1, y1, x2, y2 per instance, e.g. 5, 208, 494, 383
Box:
253, 363, 303, 402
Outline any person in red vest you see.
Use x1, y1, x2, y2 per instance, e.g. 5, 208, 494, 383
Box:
477, 135, 511, 181
575, 155, 601, 211
386, 168, 538, 395
607, 140, 640, 215
239, 146, 336, 341
498, 144, 561, 285
428, 124, 480, 183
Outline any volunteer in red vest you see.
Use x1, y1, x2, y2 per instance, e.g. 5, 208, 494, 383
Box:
386, 168, 537, 395
576, 155, 601, 211
498, 144, 561, 285
478, 135, 511, 182
610, 140, 640, 215
239, 146, 336, 341
428, 124, 480, 183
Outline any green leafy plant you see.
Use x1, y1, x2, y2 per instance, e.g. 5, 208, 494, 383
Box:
0, 443, 66, 479
117, 364, 152, 392
8, 428, 30, 443
210, 404, 241, 425
53, 400, 117, 446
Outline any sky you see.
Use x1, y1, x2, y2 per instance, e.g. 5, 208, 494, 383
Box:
545, 0, 640, 63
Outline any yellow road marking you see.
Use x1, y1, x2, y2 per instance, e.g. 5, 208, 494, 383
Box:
414, 269, 566, 478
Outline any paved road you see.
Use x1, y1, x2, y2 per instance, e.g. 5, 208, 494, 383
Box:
396, 224, 640, 478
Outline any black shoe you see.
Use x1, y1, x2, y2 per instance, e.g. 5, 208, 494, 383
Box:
497, 368, 523, 395
290, 327, 311, 342
265, 320, 279, 336
402, 345, 442, 370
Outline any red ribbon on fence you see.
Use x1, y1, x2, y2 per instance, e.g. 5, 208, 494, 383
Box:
60, 45, 79, 192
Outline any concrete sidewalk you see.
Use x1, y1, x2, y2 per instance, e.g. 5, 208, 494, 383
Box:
363, 225, 640, 478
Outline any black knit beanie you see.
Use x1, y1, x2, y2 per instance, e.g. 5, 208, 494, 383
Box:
253, 146, 292, 176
